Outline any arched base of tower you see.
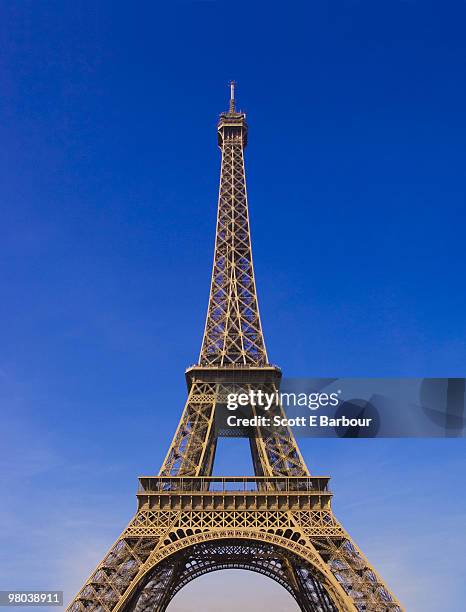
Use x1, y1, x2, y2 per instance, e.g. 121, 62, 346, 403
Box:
67, 478, 402, 612
126, 538, 338, 612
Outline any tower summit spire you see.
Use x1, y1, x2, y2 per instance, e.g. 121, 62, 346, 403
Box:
229, 80, 235, 112
200, 80, 261, 366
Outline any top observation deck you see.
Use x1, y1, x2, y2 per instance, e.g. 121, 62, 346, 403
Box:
217, 80, 248, 147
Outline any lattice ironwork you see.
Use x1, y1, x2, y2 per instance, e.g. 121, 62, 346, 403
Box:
159, 378, 308, 478
67, 84, 404, 612
129, 540, 339, 612
199, 87, 267, 367
68, 478, 402, 611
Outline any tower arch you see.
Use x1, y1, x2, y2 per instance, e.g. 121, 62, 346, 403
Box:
123, 534, 342, 612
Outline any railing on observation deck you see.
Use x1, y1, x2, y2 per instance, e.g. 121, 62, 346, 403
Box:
186, 363, 281, 370
137, 476, 331, 495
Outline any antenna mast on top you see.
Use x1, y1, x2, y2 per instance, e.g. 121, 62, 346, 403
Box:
229, 80, 235, 112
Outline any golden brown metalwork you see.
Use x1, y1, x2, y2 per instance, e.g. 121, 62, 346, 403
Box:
67, 84, 404, 612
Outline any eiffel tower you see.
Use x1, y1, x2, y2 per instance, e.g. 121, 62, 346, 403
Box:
68, 83, 403, 612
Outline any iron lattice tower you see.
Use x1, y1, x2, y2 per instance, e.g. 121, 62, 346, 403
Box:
68, 84, 403, 612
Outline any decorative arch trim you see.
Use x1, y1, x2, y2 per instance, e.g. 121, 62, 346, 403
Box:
115, 529, 356, 612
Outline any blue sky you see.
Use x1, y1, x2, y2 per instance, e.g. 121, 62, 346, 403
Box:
1, 1, 465, 610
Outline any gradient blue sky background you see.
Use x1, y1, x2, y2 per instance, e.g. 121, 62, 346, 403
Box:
1, 1, 465, 610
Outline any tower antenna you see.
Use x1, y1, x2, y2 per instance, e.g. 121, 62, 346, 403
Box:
229, 80, 235, 112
